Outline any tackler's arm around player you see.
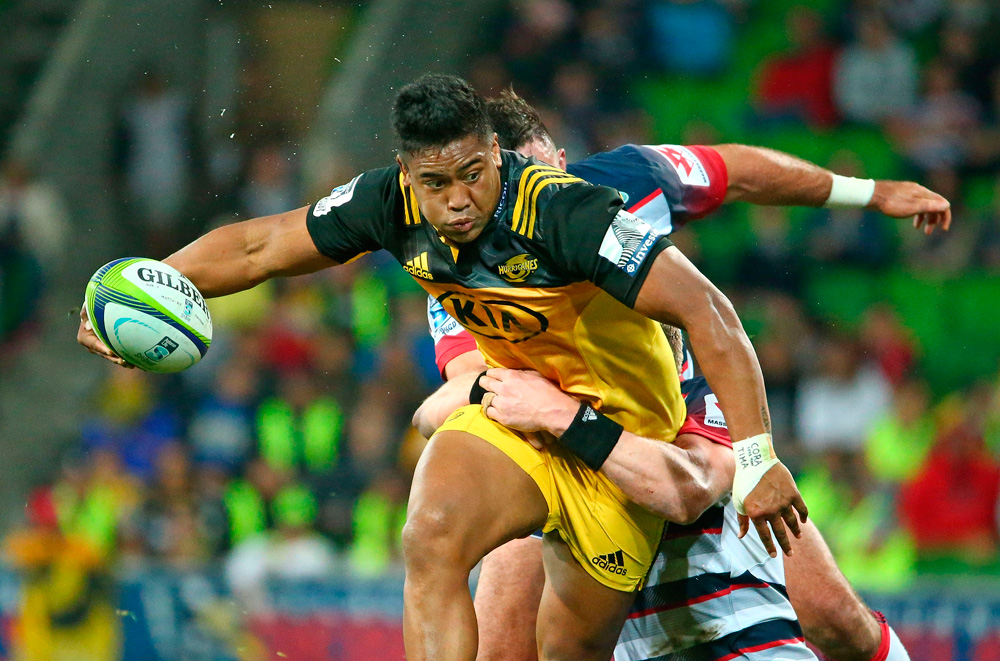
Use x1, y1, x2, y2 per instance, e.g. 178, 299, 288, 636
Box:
412, 369, 484, 438
632, 246, 806, 557
712, 144, 951, 234
478, 368, 734, 526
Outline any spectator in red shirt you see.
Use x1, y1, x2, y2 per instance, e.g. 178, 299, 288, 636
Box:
899, 399, 1000, 565
755, 7, 839, 127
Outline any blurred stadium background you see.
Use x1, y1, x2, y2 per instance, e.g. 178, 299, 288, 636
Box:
2, 0, 1000, 658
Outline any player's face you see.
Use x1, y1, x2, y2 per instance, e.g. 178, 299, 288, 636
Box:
517, 138, 567, 171
399, 134, 503, 244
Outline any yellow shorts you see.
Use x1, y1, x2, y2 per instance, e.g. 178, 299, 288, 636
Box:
434, 405, 665, 592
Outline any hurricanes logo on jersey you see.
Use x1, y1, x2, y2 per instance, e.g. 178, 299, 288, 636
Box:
436, 292, 548, 343
404, 252, 434, 280
498, 253, 539, 283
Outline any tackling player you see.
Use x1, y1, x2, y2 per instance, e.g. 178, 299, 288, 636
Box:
78, 75, 942, 660
482, 355, 817, 659
413, 91, 916, 661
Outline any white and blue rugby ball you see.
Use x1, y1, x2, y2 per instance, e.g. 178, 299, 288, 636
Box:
85, 257, 212, 373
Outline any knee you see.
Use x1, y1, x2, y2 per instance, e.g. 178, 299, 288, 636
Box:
401, 504, 475, 573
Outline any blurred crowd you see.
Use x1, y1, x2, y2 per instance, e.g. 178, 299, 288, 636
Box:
6, 0, 1000, 654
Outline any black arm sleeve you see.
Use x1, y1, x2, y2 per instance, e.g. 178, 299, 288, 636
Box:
540, 183, 673, 308
305, 166, 398, 263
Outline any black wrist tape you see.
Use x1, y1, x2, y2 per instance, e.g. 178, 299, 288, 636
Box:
559, 402, 624, 471
469, 370, 490, 406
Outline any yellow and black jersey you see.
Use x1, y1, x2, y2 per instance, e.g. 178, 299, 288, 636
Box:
306, 150, 684, 440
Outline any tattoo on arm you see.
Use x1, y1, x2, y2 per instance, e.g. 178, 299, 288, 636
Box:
761, 406, 772, 434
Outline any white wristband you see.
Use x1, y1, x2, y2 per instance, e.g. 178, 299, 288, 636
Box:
732, 433, 781, 516
824, 174, 876, 208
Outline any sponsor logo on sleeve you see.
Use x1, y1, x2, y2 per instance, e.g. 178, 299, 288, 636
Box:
314, 175, 362, 216
651, 145, 710, 187
427, 297, 466, 343
703, 394, 728, 428
598, 210, 659, 276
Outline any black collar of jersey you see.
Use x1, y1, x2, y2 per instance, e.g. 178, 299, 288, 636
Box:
398, 148, 610, 290
493, 152, 512, 221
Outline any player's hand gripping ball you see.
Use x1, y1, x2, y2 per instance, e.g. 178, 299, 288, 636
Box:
84, 258, 212, 372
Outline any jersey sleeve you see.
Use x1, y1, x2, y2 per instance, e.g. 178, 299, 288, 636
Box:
427, 296, 479, 378
678, 377, 732, 448
537, 182, 673, 308
305, 167, 397, 263
631, 145, 727, 223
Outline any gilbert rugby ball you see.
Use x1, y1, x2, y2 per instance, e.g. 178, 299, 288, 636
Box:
85, 258, 212, 372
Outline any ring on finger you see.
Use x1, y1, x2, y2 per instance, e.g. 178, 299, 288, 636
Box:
481, 392, 496, 410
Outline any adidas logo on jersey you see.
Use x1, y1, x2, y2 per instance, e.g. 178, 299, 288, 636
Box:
592, 549, 627, 575
404, 252, 433, 280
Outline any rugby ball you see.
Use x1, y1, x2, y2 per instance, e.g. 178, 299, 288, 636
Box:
85, 258, 212, 373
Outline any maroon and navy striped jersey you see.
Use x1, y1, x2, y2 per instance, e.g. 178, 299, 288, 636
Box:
614, 378, 813, 661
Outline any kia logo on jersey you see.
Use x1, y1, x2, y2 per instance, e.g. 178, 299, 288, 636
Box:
435, 292, 548, 343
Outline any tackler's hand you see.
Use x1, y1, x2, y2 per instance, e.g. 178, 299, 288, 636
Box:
479, 369, 578, 445
869, 180, 951, 235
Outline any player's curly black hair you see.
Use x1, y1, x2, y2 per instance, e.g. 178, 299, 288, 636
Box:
486, 88, 554, 151
391, 74, 493, 156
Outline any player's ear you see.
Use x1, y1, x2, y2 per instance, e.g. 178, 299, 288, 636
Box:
491, 134, 502, 166
557, 148, 567, 170
397, 154, 411, 187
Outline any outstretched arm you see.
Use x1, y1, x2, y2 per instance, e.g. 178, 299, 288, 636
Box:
713, 144, 951, 233
163, 206, 337, 297
478, 369, 735, 528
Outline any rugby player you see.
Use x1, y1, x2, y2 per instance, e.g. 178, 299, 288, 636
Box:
412, 91, 918, 661
77, 75, 942, 660
483, 350, 819, 659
